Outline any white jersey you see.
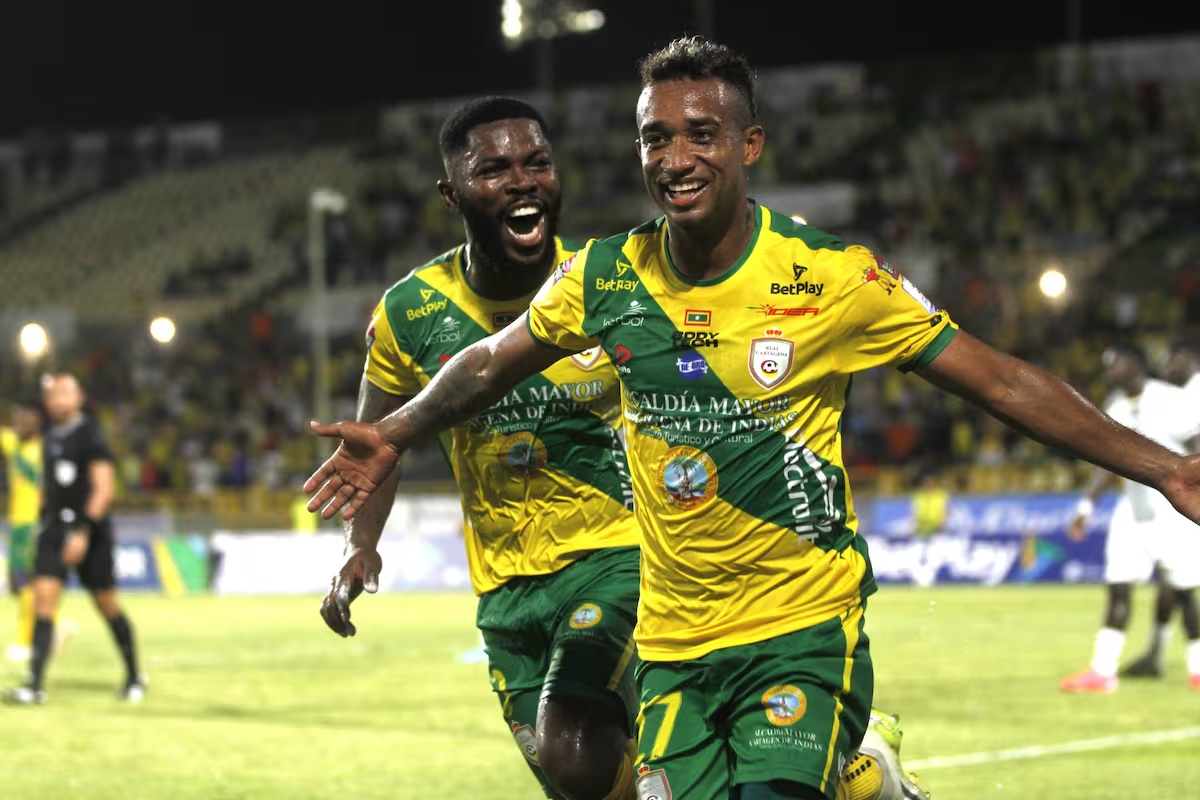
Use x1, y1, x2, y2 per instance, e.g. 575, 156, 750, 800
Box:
1105, 378, 1200, 519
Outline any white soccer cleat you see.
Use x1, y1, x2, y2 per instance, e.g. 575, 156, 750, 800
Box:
2, 685, 46, 705
856, 709, 931, 800
118, 674, 148, 703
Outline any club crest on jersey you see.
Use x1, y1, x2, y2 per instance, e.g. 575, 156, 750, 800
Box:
749, 329, 794, 389
568, 603, 603, 629
497, 432, 547, 473
636, 765, 672, 800
761, 684, 807, 726
658, 446, 718, 509
571, 347, 602, 371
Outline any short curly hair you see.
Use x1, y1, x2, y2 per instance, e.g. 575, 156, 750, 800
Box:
638, 36, 758, 126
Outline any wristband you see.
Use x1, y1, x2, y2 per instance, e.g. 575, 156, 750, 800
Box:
1075, 498, 1094, 517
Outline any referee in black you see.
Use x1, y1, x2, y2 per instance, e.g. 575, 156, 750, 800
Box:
4, 373, 144, 704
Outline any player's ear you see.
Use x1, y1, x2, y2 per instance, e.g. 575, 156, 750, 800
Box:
743, 124, 765, 167
437, 179, 459, 212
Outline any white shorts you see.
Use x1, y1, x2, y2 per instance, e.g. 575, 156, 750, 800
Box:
1104, 496, 1200, 589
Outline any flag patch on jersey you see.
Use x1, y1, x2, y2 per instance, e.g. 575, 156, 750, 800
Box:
684, 309, 711, 326
551, 254, 578, 284
365, 323, 377, 351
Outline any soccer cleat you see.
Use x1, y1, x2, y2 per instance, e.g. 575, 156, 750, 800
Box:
854, 709, 931, 800
1189, 674, 1200, 691
118, 675, 148, 703
1119, 652, 1164, 679
2, 685, 46, 705
1059, 668, 1118, 694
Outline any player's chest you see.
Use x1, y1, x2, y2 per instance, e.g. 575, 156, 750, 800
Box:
594, 297, 835, 396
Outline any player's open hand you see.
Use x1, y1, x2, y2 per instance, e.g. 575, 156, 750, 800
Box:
305, 420, 400, 520
320, 547, 383, 637
1162, 453, 1200, 526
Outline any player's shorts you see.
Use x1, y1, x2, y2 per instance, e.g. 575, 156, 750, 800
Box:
7, 523, 35, 590
477, 545, 639, 777
33, 519, 117, 591
634, 603, 873, 800
1105, 497, 1200, 589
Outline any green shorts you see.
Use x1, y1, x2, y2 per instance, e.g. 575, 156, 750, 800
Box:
477, 545, 640, 794
634, 604, 873, 800
7, 523, 34, 588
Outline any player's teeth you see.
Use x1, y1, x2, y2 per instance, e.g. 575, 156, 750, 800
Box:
668, 182, 703, 193
509, 206, 540, 217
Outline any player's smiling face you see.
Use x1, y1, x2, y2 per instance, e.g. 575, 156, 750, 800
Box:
441, 118, 562, 272
636, 77, 763, 231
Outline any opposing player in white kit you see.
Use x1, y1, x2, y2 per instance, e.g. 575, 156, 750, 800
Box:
1062, 342, 1200, 692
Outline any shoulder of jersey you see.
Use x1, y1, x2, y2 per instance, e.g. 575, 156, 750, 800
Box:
380, 247, 459, 307
571, 220, 661, 277
759, 206, 884, 288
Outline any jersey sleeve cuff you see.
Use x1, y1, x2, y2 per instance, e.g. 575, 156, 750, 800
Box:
525, 312, 557, 348
899, 324, 957, 373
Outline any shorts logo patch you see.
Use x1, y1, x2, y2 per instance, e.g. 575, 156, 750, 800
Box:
569, 603, 603, 629
635, 765, 672, 800
762, 684, 807, 726
510, 721, 539, 763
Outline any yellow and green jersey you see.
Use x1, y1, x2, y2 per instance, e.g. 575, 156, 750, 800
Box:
0, 428, 42, 527
364, 237, 640, 596
527, 204, 957, 661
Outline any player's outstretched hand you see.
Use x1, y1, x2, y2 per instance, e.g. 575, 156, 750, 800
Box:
1162, 454, 1200, 526
320, 547, 383, 637
305, 420, 400, 520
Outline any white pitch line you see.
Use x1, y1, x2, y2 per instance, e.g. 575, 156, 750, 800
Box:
906, 726, 1200, 771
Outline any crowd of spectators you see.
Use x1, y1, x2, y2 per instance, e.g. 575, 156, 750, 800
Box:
3, 41, 1200, 502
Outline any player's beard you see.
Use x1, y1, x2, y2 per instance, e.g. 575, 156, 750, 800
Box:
461, 194, 562, 277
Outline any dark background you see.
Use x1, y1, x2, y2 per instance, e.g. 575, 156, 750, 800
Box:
2, 0, 1199, 134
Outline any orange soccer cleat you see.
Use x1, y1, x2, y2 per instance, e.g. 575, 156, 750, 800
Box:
1060, 668, 1118, 694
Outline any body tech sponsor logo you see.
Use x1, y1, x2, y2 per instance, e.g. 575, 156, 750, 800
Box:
672, 330, 719, 348
771, 264, 823, 295
747, 304, 819, 317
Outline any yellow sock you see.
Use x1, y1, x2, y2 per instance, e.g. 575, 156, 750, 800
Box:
17, 587, 34, 647
601, 742, 638, 800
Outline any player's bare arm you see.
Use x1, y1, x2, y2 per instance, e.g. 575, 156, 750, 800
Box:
918, 331, 1200, 524
320, 379, 408, 637
306, 316, 573, 519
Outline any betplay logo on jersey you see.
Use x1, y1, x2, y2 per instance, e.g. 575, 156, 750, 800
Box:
770, 263, 823, 296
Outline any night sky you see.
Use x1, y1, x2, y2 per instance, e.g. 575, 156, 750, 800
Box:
1, 0, 1198, 135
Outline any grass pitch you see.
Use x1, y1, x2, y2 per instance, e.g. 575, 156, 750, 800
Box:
1, 585, 1197, 799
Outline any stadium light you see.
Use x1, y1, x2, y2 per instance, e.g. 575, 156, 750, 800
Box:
18, 322, 49, 360
564, 9, 605, 33
502, 0, 524, 40
1039, 268, 1068, 299
149, 316, 176, 344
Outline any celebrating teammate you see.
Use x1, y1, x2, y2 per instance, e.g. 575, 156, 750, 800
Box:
3, 374, 144, 705
1062, 343, 1200, 692
318, 97, 641, 800
304, 37, 1200, 800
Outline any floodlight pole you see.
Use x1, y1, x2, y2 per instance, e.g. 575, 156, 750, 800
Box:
307, 188, 347, 460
